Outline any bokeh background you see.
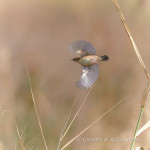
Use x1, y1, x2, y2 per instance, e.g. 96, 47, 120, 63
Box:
0, 0, 150, 149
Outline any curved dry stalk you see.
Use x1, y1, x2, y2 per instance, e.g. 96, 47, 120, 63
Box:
1, 110, 25, 150
141, 82, 150, 107
112, 0, 150, 81
57, 92, 80, 150
24, 63, 48, 150
112, 1, 150, 150
60, 95, 132, 150
60, 87, 93, 141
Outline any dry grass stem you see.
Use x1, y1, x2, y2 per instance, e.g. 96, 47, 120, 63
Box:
60, 87, 93, 141
112, 0, 150, 81
24, 63, 49, 150
136, 83, 150, 136
136, 120, 150, 137
60, 95, 132, 150
141, 82, 150, 107
112, 1, 150, 149
1, 110, 25, 150
57, 92, 80, 150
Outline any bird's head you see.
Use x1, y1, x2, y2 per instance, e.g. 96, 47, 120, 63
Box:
72, 57, 80, 62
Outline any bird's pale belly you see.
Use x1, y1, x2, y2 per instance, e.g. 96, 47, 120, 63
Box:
78, 55, 100, 66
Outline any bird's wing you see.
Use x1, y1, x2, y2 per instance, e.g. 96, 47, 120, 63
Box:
76, 64, 99, 89
69, 40, 96, 56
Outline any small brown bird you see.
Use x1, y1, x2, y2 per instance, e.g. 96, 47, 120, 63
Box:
70, 40, 109, 89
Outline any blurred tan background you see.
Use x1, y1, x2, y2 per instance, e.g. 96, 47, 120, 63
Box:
0, 0, 150, 149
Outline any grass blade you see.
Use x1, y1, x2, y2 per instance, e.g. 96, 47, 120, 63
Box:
60, 95, 132, 150
60, 87, 93, 141
1, 110, 25, 150
130, 106, 144, 150
57, 92, 80, 150
24, 63, 48, 150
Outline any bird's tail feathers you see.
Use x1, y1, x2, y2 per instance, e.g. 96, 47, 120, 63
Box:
99, 55, 109, 61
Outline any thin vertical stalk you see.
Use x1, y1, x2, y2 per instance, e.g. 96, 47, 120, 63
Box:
57, 93, 79, 150
25, 63, 48, 150
60, 87, 92, 141
112, 1, 150, 150
112, 0, 150, 80
130, 106, 144, 150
